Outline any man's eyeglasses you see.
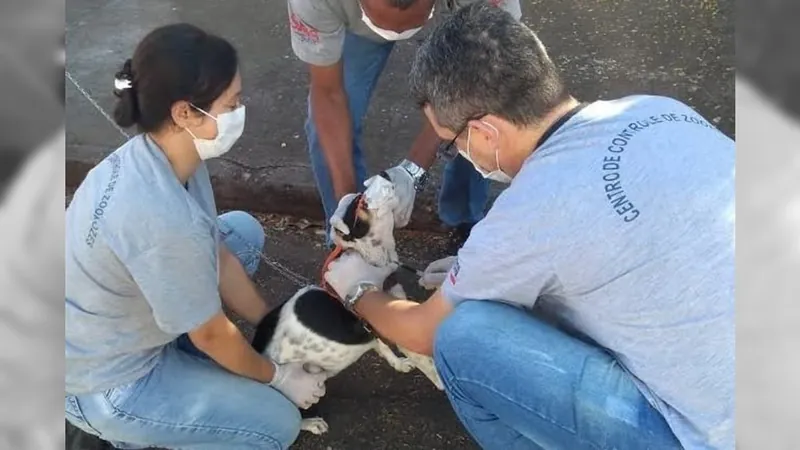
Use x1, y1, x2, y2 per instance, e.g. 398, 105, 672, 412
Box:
438, 114, 484, 160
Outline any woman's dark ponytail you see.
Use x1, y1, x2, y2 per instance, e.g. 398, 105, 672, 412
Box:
112, 58, 139, 128
108, 24, 238, 133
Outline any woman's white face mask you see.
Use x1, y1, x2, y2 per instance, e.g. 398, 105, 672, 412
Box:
458, 123, 513, 184
360, 4, 434, 41
185, 104, 246, 160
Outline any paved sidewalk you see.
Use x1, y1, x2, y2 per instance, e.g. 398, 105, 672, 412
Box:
65, 0, 734, 230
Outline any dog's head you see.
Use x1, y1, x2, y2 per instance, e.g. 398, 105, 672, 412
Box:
331, 173, 399, 268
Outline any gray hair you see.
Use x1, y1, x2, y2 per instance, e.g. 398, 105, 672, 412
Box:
408, 2, 569, 131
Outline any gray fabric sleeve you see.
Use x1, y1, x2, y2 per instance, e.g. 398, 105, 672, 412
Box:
287, 0, 345, 66
441, 199, 556, 308
125, 231, 222, 335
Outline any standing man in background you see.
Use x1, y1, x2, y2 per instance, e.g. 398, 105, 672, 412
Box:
287, 0, 521, 249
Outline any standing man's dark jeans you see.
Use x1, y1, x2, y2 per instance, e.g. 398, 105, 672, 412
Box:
433, 301, 683, 450
304, 32, 490, 243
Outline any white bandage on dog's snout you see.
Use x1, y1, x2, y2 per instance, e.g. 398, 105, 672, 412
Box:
363, 175, 397, 211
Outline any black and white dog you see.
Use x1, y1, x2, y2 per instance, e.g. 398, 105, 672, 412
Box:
249, 176, 442, 435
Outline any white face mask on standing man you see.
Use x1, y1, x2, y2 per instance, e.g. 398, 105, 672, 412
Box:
185, 104, 246, 160
360, 3, 434, 41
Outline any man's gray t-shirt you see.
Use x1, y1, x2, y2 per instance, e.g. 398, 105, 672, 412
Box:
65, 134, 223, 395
287, 0, 522, 66
442, 95, 734, 450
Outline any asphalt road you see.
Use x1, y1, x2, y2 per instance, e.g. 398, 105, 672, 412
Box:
65, 0, 734, 224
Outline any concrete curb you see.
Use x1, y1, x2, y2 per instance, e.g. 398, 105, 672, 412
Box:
66, 152, 448, 233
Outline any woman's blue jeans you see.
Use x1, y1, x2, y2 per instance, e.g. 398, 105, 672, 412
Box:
64, 211, 301, 450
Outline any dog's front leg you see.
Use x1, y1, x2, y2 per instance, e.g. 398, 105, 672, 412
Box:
297, 363, 331, 434
374, 339, 415, 373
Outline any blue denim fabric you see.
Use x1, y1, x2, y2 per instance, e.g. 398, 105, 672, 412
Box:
64, 211, 301, 450
434, 301, 683, 450
304, 32, 490, 241
437, 153, 490, 227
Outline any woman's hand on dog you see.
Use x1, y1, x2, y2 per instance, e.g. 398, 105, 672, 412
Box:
324, 252, 397, 300
269, 361, 328, 409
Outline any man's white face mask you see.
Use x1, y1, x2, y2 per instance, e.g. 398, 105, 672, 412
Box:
360, 4, 434, 41
185, 104, 246, 160
458, 122, 513, 184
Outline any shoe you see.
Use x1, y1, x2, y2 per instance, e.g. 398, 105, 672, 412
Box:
446, 223, 475, 254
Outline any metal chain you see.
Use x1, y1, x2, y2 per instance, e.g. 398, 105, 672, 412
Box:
231, 225, 314, 287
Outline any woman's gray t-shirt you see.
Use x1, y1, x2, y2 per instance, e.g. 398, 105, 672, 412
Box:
442, 95, 735, 449
66, 134, 222, 395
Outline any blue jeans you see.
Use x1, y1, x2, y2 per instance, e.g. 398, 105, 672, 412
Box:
64, 211, 301, 450
305, 32, 490, 237
434, 301, 682, 450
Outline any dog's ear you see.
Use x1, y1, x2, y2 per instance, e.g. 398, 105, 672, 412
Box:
339, 196, 371, 241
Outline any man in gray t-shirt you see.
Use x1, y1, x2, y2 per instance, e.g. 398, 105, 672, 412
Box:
287, 0, 521, 249
323, 4, 733, 449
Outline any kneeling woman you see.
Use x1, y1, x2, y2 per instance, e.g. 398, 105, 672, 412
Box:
65, 24, 325, 450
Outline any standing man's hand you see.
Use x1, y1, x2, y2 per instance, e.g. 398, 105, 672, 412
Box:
375, 164, 418, 229
328, 163, 420, 240
269, 361, 327, 409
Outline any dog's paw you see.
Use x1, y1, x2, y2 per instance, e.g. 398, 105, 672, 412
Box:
390, 357, 416, 373
374, 339, 415, 373
300, 417, 329, 435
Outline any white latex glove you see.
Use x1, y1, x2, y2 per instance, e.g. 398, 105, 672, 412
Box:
418, 256, 457, 290
269, 361, 327, 409
323, 251, 396, 300
368, 165, 416, 228
329, 192, 360, 239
